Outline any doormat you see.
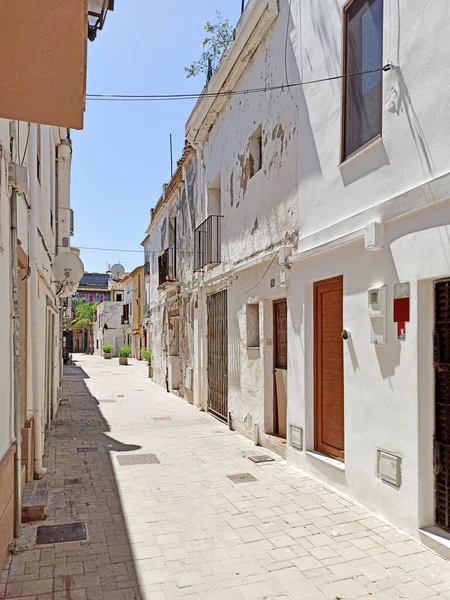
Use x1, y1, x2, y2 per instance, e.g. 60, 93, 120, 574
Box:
227, 473, 258, 484
64, 478, 82, 485
76, 447, 98, 453
36, 522, 87, 545
248, 454, 275, 464
117, 453, 160, 466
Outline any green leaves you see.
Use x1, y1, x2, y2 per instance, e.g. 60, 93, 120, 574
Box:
72, 298, 99, 331
185, 10, 233, 80
142, 347, 152, 365
119, 345, 132, 358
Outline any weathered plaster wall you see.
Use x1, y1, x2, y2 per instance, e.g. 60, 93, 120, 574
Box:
94, 302, 123, 356
199, 0, 299, 271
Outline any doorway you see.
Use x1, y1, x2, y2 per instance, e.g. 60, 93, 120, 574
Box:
434, 279, 450, 531
207, 290, 228, 421
273, 299, 287, 438
314, 276, 345, 462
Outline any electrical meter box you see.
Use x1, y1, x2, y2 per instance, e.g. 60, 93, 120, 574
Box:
368, 285, 387, 344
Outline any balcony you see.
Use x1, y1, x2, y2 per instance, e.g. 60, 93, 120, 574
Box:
158, 248, 177, 287
144, 261, 150, 276
194, 215, 223, 272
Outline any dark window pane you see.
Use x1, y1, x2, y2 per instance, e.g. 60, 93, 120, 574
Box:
344, 0, 383, 159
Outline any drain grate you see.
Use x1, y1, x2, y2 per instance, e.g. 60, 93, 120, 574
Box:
227, 473, 258, 484
117, 454, 160, 466
152, 417, 172, 421
248, 454, 275, 464
98, 399, 117, 403
36, 522, 87, 545
76, 447, 98, 453
64, 478, 82, 485
117, 395, 125, 398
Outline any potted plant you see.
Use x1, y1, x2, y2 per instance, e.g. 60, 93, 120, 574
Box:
103, 344, 113, 359
142, 348, 152, 378
119, 345, 131, 366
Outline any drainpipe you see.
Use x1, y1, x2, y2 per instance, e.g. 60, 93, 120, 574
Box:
186, 139, 207, 410
56, 137, 72, 391
29, 125, 46, 476
10, 186, 22, 536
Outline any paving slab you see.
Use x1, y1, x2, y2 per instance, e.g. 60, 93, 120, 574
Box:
2, 355, 450, 599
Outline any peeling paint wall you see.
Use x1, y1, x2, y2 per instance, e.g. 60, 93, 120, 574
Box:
199, 0, 300, 270
144, 154, 198, 399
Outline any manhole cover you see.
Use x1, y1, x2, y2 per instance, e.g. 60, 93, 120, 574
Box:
36, 522, 87, 545
117, 395, 125, 398
152, 417, 172, 421
248, 454, 275, 464
227, 473, 258, 484
64, 478, 82, 485
76, 447, 98, 453
117, 454, 160, 466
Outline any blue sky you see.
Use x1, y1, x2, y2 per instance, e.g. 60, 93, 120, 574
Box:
71, 1, 243, 273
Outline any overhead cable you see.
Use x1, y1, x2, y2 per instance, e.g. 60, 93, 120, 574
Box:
86, 64, 395, 102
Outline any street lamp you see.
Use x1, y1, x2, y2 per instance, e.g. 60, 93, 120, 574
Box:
88, 0, 114, 41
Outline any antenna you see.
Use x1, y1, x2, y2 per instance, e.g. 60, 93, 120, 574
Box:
170, 133, 173, 178
52, 252, 84, 298
110, 263, 125, 280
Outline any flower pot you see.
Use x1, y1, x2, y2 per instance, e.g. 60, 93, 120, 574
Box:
148, 365, 153, 378
119, 357, 128, 366
103, 353, 112, 360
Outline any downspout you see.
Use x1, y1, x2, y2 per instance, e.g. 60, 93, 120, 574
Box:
56, 137, 72, 394
29, 124, 46, 476
10, 186, 22, 536
186, 139, 207, 410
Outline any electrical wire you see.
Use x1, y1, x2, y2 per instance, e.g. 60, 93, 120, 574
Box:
20, 123, 30, 166
86, 65, 394, 102
59, 244, 199, 255
242, 254, 279, 295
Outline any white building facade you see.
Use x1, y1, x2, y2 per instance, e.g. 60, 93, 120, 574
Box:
94, 301, 124, 357
0, 120, 74, 563
144, 0, 450, 548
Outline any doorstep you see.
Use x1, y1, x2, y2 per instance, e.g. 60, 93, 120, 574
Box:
21, 477, 49, 523
263, 434, 287, 459
419, 526, 450, 560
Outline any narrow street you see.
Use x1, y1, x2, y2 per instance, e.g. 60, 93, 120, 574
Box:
2, 356, 450, 600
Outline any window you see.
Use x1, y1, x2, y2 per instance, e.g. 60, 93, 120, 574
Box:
246, 303, 260, 348
89, 294, 93, 302
116, 293, 123, 302
249, 126, 262, 177
343, 0, 383, 160
207, 173, 221, 216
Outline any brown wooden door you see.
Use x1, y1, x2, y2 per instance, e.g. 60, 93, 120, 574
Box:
274, 299, 288, 437
207, 290, 228, 421
314, 276, 344, 461
434, 279, 450, 531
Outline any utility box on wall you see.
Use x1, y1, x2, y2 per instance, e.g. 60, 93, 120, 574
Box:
368, 285, 387, 344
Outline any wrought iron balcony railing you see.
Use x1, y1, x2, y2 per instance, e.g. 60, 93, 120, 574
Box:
194, 215, 223, 272
158, 247, 176, 287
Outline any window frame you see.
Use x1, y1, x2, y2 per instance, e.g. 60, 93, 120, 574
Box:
341, 0, 384, 163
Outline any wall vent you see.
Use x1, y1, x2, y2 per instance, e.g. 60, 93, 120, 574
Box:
377, 449, 402, 488
290, 426, 303, 451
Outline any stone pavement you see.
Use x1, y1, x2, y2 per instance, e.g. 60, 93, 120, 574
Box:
2, 356, 450, 600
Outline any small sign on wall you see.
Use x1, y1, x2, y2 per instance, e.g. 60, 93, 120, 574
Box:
394, 283, 410, 341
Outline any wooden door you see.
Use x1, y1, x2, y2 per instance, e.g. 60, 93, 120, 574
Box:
434, 279, 450, 530
314, 276, 344, 461
207, 290, 228, 421
273, 299, 288, 437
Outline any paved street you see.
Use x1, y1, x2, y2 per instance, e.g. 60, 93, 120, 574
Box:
2, 355, 450, 600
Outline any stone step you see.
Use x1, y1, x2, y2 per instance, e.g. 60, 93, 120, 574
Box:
21, 477, 49, 523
